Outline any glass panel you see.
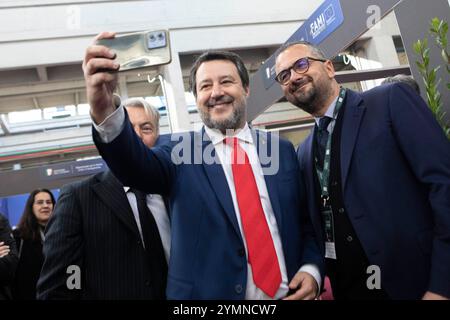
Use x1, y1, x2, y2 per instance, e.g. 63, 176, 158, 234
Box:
8, 109, 42, 124
43, 105, 76, 120
77, 103, 90, 115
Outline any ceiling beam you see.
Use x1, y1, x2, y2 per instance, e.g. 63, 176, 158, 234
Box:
36, 66, 48, 81
334, 65, 411, 83
0, 79, 87, 98
32, 97, 40, 109
74, 91, 80, 106
0, 74, 156, 99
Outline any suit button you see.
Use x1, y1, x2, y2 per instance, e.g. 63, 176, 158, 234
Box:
137, 240, 142, 245
145, 280, 151, 287
338, 208, 345, 214
235, 284, 243, 294
346, 235, 353, 242
332, 181, 338, 187
238, 248, 245, 257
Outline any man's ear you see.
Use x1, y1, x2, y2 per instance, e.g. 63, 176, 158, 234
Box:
244, 86, 250, 97
324, 60, 336, 79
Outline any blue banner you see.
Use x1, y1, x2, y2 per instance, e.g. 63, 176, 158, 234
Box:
0, 198, 8, 219
262, 0, 344, 89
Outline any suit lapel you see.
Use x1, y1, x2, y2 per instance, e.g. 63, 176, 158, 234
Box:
253, 130, 283, 231
303, 131, 324, 242
198, 129, 242, 239
340, 90, 365, 191
92, 170, 140, 238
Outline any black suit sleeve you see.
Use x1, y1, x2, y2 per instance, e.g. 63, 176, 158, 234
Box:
0, 215, 18, 285
37, 184, 84, 300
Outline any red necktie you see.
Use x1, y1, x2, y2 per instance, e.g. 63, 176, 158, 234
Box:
226, 137, 281, 297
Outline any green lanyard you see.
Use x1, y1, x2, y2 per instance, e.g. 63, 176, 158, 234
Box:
315, 87, 347, 207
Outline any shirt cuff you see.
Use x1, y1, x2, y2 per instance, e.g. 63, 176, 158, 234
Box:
298, 264, 322, 298
91, 96, 126, 143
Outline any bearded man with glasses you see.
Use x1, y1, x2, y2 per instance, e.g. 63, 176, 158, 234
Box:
274, 41, 450, 300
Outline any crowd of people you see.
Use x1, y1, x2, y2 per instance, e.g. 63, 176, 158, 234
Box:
0, 34, 449, 301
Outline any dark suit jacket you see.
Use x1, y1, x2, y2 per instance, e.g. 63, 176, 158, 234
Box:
298, 83, 450, 299
37, 170, 167, 300
0, 214, 18, 300
12, 229, 44, 300
94, 114, 324, 299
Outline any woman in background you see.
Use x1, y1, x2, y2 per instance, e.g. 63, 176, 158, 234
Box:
13, 188, 55, 300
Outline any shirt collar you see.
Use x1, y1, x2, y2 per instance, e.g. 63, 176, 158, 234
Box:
123, 187, 151, 198
314, 95, 339, 126
204, 122, 254, 146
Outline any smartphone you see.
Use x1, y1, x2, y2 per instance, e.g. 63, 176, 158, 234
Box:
96, 30, 171, 72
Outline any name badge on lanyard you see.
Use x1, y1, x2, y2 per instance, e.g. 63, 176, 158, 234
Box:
316, 88, 346, 260
323, 204, 337, 259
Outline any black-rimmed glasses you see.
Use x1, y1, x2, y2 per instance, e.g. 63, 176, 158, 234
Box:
275, 56, 326, 85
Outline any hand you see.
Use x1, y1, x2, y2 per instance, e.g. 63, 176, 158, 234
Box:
283, 271, 318, 300
422, 291, 449, 300
82, 31, 120, 124
0, 242, 10, 258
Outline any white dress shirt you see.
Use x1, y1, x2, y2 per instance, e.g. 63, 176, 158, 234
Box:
93, 105, 320, 299
314, 95, 339, 133
124, 187, 171, 263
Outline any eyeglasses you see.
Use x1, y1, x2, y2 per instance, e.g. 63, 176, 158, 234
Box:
275, 56, 326, 85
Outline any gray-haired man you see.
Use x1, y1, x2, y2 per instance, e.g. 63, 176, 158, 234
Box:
37, 98, 170, 300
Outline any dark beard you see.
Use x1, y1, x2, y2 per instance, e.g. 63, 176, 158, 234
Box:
288, 80, 331, 116
200, 103, 245, 133
288, 83, 319, 114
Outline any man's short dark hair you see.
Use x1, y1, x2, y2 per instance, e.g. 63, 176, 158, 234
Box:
189, 50, 249, 97
275, 41, 327, 61
381, 74, 421, 95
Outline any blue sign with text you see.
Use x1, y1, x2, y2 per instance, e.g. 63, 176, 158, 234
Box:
262, 0, 344, 88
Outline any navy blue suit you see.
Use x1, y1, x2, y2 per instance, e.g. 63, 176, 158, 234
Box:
94, 116, 323, 299
298, 83, 450, 299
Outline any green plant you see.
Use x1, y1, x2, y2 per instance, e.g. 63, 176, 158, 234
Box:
414, 17, 450, 139
430, 18, 450, 88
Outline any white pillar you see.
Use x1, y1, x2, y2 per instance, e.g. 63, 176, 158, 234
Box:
160, 50, 192, 133
355, 35, 401, 90
365, 35, 400, 68
118, 76, 129, 100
